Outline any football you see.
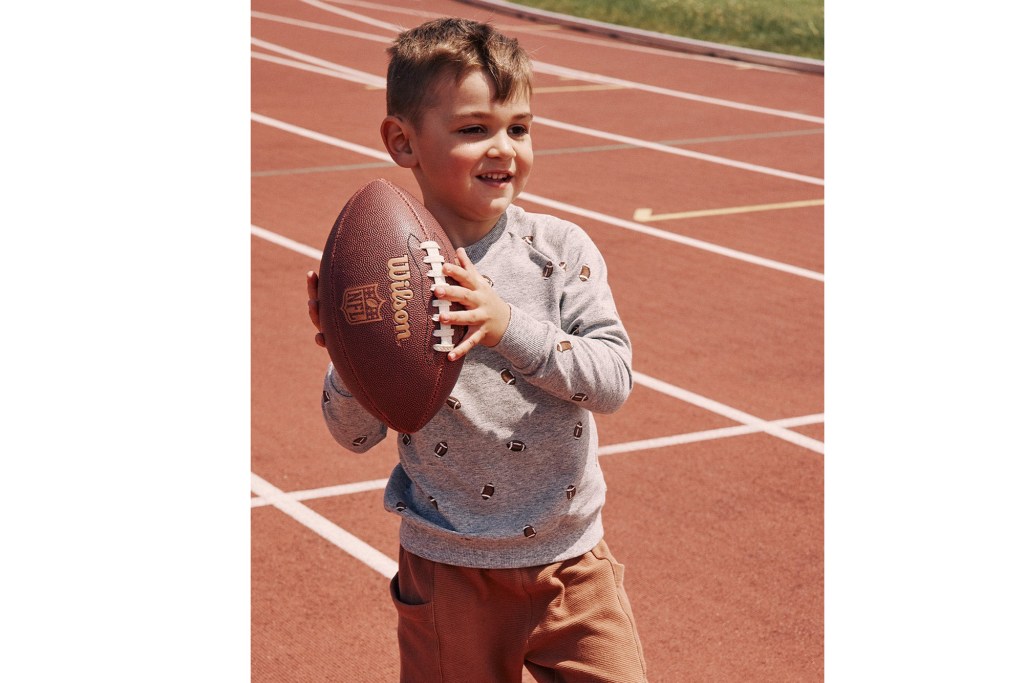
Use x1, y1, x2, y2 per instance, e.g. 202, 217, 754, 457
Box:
318, 178, 465, 433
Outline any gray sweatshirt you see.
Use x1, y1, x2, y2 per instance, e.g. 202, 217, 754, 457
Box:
321, 204, 632, 568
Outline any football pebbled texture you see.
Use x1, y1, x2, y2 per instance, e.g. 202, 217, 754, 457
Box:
318, 178, 466, 433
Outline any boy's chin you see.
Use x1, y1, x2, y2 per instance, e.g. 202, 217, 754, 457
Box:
482, 196, 516, 218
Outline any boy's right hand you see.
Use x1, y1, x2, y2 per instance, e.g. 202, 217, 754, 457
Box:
306, 270, 326, 349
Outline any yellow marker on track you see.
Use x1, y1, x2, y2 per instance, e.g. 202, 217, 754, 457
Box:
633, 198, 824, 222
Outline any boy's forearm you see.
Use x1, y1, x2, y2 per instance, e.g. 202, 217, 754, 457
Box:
493, 303, 633, 414
321, 364, 389, 451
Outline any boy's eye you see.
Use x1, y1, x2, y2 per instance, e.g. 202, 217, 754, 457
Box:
459, 125, 486, 135
510, 124, 530, 137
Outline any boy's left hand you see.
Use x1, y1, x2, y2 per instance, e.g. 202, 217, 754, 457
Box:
433, 248, 511, 361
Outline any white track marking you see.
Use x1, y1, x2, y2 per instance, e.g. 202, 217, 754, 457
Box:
600, 412, 823, 456
254, 9, 822, 124
251, 477, 390, 508
250, 41, 822, 186
249, 413, 823, 507
634, 198, 825, 222
252, 38, 387, 86
530, 62, 823, 124
299, 0, 407, 31
250, 224, 324, 260
250, 112, 391, 161
250, 113, 823, 282
633, 372, 824, 453
247, 41, 823, 187
517, 192, 824, 282
321, 0, 437, 20
308, 1, 800, 74
534, 116, 823, 186
249, 222, 824, 456
252, 51, 368, 82
251, 473, 398, 577
251, 10, 393, 43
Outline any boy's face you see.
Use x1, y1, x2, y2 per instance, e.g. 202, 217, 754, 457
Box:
405, 69, 533, 241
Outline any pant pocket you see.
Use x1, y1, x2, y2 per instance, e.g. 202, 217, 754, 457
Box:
589, 538, 626, 586
390, 561, 441, 682
389, 572, 433, 622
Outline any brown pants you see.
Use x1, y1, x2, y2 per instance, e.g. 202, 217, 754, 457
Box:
389, 539, 647, 682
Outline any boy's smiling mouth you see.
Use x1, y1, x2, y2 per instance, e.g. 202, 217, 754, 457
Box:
478, 171, 513, 184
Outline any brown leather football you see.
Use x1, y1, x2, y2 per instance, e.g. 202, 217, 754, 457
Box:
318, 178, 465, 433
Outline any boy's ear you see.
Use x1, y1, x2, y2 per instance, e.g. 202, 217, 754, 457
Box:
380, 116, 417, 168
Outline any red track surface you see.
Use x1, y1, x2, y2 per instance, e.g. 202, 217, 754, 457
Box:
251, 1, 823, 680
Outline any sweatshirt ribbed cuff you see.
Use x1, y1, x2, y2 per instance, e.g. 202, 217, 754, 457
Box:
492, 303, 550, 372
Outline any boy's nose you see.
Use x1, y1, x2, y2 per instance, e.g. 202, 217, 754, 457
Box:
487, 135, 516, 158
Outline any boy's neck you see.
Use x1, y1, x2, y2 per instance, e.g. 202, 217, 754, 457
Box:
443, 218, 501, 250
421, 196, 505, 250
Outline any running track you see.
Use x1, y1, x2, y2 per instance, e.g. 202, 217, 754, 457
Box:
250, 1, 823, 680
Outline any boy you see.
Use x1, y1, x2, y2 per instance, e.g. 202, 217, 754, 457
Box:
306, 17, 647, 682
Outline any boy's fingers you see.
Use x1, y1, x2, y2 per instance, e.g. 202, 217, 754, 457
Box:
440, 308, 483, 325
443, 249, 489, 289
441, 261, 475, 288
448, 328, 484, 361
308, 297, 321, 328
433, 283, 475, 305
306, 273, 327, 343
306, 270, 319, 299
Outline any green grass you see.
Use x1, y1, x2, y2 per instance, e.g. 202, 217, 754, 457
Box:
508, 0, 823, 60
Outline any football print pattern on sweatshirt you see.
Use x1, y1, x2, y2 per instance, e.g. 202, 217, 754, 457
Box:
376, 234, 600, 544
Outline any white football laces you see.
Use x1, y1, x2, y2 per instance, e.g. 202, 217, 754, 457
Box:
420, 241, 456, 352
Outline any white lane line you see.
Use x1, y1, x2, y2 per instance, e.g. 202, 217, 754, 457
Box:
250, 112, 391, 161
530, 62, 824, 124
251, 413, 823, 505
252, 51, 364, 82
266, 2, 790, 74
298, 0, 404, 32
252, 10, 393, 43
255, 8, 823, 124
325, 0, 800, 74
251, 477, 391, 508
633, 372, 825, 454
597, 412, 824, 456
251, 412, 823, 507
534, 115, 823, 186
250, 113, 824, 282
251, 38, 387, 86
251, 472, 397, 577
249, 222, 824, 456
321, 0, 437, 21
250, 223, 324, 260
516, 193, 825, 282
251, 39, 822, 186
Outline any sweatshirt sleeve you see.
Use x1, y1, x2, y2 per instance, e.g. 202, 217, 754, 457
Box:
491, 227, 632, 414
321, 363, 389, 453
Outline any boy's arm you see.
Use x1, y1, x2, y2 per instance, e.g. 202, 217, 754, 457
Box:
495, 233, 632, 414
321, 363, 388, 452
437, 237, 632, 414
308, 271, 389, 453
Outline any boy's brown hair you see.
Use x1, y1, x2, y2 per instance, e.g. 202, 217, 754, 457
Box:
385, 17, 533, 129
